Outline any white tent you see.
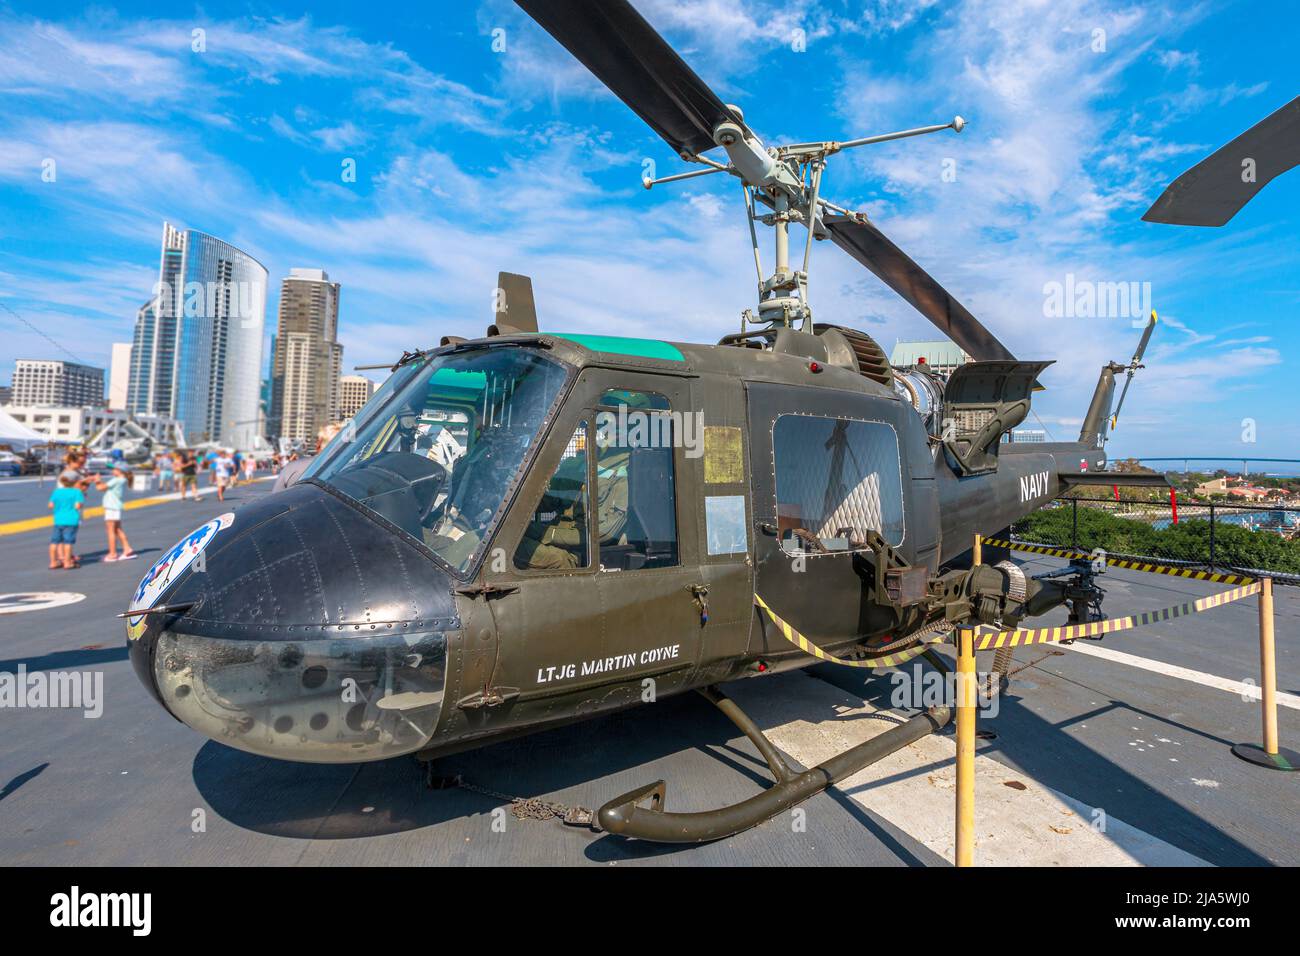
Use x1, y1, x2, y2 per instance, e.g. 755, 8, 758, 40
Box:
0, 408, 46, 451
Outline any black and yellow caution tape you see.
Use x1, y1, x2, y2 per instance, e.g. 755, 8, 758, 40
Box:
757, 577, 1263, 662
981, 537, 1257, 586
754, 593, 945, 668
980, 539, 1082, 559
968, 581, 1262, 650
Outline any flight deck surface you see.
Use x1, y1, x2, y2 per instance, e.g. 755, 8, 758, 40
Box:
1, 477, 1295, 866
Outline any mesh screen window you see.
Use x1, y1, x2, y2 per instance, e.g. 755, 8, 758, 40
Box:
772, 415, 904, 550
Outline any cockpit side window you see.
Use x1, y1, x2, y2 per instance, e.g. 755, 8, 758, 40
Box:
598, 389, 670, 410
594, 390, 679, 571
514, 422, 591, 571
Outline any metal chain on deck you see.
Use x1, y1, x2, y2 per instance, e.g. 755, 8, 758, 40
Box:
430, 771, 597, 827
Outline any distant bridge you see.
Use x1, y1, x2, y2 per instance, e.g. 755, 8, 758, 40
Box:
1116, 457, 1300, 473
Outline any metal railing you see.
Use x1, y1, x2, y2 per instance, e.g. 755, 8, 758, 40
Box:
1009, 496, 1300, 584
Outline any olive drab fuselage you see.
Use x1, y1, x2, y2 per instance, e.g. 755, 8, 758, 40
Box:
127, 332, 1104, 764
430, 335, 1101, 758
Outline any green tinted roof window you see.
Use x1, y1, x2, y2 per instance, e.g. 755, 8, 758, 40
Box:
553, 334, 684, 362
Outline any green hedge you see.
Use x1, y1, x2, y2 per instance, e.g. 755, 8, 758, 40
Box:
1015, 505, 1300, 575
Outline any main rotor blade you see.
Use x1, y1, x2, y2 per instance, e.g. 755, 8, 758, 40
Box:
823, 215, 1015, 361
1143, 96, 1300, 227
514, 0, 737, 159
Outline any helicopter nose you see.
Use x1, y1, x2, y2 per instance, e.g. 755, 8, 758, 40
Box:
126, 482, 460, 763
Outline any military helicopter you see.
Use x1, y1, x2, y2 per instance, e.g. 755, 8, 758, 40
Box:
122, 0, 1162, 844
86, 417, 158, 471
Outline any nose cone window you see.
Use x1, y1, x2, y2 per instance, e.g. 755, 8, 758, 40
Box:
310, 348, 568, 575
152, 628, 448, 763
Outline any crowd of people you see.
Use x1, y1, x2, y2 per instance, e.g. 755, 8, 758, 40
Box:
16, 406, 352, 576
150, 448, 268, 502
44, 446, 284, 572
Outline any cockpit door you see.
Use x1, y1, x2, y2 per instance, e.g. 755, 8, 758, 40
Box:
481, 369, 702, 727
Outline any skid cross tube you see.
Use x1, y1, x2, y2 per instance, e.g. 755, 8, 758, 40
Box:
597, 685, 950, 843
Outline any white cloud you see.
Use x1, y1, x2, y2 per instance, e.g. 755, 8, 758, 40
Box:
0, 21, 187, 106
482, 0, 837, 125
1154, 48, 1200, 72
1, 1, 1292, 457
0, 13, 505, 134
786, 0, 1296, 444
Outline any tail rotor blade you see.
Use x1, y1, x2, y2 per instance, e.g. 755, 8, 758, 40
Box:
1111, 310, 1158, 430
823, 214, 1015, 361
1111, 377, 1134, 431
1130, 309, 1158, 365
514, 0, 738, 160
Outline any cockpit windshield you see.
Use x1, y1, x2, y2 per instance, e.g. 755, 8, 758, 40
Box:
309, 346, 569, 575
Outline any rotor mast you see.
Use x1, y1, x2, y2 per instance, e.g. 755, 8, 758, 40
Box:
645, 109, 966, 332
515, 0, 1014, 359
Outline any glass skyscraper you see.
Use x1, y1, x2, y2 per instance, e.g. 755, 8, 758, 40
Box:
126, 297, 156, 415
128, 222, 267, 448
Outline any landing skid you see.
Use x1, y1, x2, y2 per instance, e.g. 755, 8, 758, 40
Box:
597, 684, 951, 843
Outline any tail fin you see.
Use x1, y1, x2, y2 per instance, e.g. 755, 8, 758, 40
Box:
1079, 363, 1121, 448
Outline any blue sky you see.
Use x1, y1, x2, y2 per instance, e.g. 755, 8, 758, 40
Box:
0, 0, 1296, 460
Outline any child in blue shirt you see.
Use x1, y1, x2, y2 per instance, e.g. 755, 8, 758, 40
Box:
48, 475, 85, 570
95, 463, 137, 562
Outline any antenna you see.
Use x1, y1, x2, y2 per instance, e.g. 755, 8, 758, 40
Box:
489, 272, 538, 335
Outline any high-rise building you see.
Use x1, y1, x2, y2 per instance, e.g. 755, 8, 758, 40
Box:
270, 268, 342, 443
338, 374, 377, 420
11, 359, 104, 407
127, 222, 267, 447
107, 343, 132, 410
127, 298, 156, 415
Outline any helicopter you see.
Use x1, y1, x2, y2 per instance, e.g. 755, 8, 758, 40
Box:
85, 417, 160, 471
122, 0, 1168, 844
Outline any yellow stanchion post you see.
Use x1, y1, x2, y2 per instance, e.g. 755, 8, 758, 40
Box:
973, 532, 982, 567
1261, 576, 1278, 755
1233, 577, 1299, 771
955, 626, 977, 866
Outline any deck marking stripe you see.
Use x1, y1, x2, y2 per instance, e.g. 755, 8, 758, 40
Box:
0, 477, 275, 536
728, 675, 1213, 866
1059, 642, 1300, 711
